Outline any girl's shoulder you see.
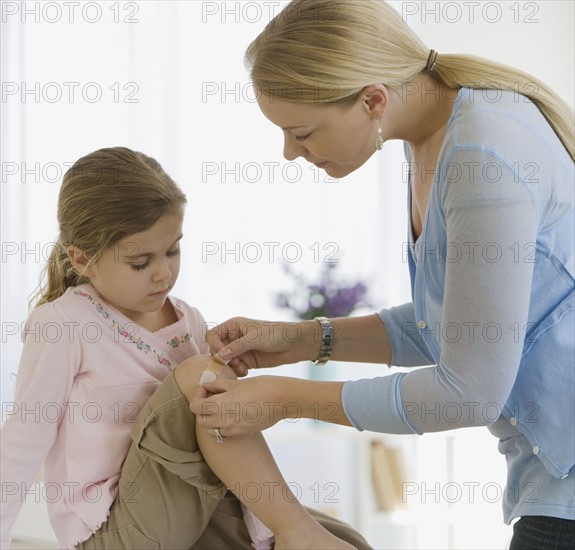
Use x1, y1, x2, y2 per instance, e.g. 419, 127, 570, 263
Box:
168, 295, 206, 324
27, 287, 77, 320
26, 284, 103, 325
167, 295, 209, 346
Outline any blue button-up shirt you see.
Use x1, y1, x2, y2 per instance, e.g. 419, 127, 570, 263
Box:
342, 87, 574, 523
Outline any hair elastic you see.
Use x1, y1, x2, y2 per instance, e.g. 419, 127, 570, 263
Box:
425, 49, 438, 72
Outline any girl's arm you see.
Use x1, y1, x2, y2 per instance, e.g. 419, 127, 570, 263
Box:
1, 304, 78, 549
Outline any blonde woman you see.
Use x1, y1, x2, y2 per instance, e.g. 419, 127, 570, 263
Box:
0, 147, 369, 550
194, 1, 575, 548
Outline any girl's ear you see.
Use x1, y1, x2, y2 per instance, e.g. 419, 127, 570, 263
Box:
361, 84, 389, 117
68, 246, 95, 278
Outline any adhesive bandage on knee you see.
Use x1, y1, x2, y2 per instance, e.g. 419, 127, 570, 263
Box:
199, 355, 227, 386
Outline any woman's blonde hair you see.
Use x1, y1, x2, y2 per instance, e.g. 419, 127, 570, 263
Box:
246, 0, 574, 160
32, 147, 186, 307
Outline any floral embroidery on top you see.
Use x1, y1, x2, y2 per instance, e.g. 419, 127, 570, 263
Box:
73, 288, 173, 370
74, 289, 110, 320
167, 334, 190, 348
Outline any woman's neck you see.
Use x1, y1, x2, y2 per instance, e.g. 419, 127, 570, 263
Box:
387, 74, 459, 152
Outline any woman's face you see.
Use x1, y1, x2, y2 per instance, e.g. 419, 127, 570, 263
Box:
257, 95, 378, 179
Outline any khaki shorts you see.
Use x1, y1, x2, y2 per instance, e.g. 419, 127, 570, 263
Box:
76, 372, 371, 549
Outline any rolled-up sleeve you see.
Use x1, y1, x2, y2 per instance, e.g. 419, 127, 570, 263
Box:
378, 303, 435, 367
341, 303, 435, 434
342, 373, 420, 434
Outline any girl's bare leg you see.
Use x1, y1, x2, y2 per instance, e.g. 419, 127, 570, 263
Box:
174, 356, 356, 550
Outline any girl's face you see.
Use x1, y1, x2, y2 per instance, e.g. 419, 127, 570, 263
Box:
82, 209, 183, 327
257, 95, 377, 178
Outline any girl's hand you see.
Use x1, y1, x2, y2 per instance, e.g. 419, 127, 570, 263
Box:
206, 317, 319, 377
190, 376, 283, 437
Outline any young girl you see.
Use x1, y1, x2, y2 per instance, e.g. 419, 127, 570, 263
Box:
0, 147, 368, 550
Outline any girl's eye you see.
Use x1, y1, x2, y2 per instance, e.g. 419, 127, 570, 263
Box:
130, 261, 149, 271
128, 247, 179, 271
295, 133, 311, 142
130, 260, 150, 271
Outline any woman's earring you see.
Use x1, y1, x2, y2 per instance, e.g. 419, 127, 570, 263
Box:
376, 116, 384, 151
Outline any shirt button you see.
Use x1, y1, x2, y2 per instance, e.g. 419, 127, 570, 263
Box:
532, 446, 539, 455
510, 417, 517, 426
417, 320, 427, 330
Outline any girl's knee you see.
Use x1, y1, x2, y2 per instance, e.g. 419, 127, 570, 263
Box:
177, 354, 211, 374
174, 355, 236, 401
174, 355, 210, 399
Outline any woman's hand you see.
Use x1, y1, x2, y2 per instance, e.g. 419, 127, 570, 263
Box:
190, 374, 352, 438
190, 375, 285, 437
206, 317, 320, 377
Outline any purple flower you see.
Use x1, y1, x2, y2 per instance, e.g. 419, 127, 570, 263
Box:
275, 263, 371, 320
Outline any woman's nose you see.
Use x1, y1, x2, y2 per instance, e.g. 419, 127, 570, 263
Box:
283, 135, 307, 161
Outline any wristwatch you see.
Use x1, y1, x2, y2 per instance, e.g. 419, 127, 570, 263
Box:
313, 316, 333, 366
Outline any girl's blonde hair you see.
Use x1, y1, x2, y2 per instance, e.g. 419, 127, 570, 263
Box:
246, 0, 574, 160
33, 147, 186, 307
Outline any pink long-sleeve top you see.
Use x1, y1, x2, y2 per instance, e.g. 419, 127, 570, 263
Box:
0, 285, 210, 549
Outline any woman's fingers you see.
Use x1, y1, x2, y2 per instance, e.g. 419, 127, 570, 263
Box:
206, 317, 306, 371
190, 379, 234, 428
200, 380, 232, 394
229, 361, 249, 377
190, 377, 279, 436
